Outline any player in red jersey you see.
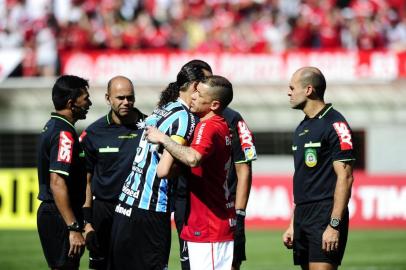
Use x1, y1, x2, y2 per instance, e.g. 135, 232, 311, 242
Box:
146, 75, 235, 270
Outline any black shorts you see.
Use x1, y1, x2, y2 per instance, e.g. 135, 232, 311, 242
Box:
89, 199, 116, 269
293, 200, 349, 266
108, 206, 171, 270
37, 202, 83, 268
174, 198, 190, 270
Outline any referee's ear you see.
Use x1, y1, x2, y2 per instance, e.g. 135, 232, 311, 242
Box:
105, 93, 111, 105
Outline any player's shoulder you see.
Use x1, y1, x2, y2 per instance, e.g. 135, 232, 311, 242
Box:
223, 107, 243, 122
86, 114, 109, 131
323, 105, 349, 125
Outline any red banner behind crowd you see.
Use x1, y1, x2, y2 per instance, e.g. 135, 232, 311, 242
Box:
247, 172, 406, 229
61, 50, 406, 84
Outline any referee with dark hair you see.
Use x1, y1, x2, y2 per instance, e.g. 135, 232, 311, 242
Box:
283, 67, 355, 270
37, 75, 92, 269
80, 76, 146, 270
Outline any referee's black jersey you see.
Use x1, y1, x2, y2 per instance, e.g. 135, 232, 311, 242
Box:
223, 107, 257, 198
292, 104, 355, 205
37, 113, 87, 216
80, 109, 146, 201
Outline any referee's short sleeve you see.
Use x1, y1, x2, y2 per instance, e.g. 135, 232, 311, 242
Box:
49, 130, 74, 177
328, 121, 355, 163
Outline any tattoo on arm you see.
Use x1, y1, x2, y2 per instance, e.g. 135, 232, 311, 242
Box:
162, 136, 198, 166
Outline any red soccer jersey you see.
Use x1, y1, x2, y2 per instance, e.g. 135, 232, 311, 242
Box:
181, 115, 235, 243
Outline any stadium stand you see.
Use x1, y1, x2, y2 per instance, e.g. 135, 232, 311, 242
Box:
1, 0, 406, 76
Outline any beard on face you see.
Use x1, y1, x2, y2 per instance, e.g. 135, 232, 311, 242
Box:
72, 106, 88, 120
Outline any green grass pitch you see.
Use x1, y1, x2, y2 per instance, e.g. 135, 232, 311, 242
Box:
0, 229, 405, 269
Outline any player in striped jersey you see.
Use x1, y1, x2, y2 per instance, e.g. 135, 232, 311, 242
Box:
108, 64, 205, 270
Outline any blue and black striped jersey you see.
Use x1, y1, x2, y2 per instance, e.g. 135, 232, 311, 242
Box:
118, 100, 198, 213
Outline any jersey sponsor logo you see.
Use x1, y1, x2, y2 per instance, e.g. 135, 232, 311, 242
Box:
304, 148, 317, 167
238, 120, 257, 160
57, 131, 74, 163
118, 133, 138, 139
78, 130, 86, 142
152, 108, 171, 118
122, 184, 140, 199
187, 112, 196, 141
115, 203, 132, 217
333, 122, 353, 150
229, 218, 237, 227
298, 129, 309, 136
225, 135, 231, 146
195, 122, 206, 145
237, 120, 254, 147
132, 165, 143, 174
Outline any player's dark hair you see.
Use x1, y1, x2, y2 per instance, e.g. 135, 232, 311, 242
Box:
202, 75, 233, 110
299, 67, 326, 100
52, 75, 89, 110
182, 59, 212, 74
157, 64, 205, 107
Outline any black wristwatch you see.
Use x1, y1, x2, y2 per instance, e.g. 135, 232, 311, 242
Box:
67, 221, 82, 232
329, 217, 341, 230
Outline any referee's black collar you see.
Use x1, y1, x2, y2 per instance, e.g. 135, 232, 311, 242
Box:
51, 112, 75, 129
305, 103, 333, 120
106, 108, 146, 127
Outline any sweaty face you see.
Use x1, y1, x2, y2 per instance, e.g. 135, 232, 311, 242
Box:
190, 82, 213, 117
288, 72, 307, 110
107, 82, 135, 118
73, 89, 92, 120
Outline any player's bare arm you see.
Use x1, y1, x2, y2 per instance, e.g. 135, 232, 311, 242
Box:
146, 126, 202, 167
234, 162, 252, 210
283, 206, 295, 249
50, 172, 85, 256
83, 172, 95, 235
156, 150, 179, 178
322, 161, 354, 252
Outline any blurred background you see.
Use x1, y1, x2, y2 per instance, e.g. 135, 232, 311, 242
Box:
0, 0, 406, 269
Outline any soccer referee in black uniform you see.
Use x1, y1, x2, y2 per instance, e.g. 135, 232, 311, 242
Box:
37, 75, 92, 269
80, 76, 146, 270
283, 67, 355, 270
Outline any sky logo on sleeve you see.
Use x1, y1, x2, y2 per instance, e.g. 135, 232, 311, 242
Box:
238, 120, 257, 160
333, 122, 353, 150
58, 131, 74, 163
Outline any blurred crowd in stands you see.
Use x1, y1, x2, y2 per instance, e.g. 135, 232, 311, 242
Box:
1, 0, 406, 76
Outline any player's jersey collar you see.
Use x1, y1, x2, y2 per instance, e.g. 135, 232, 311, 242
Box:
305, 103, 333, 120
51, 112, 75, 128
177, 97, 190, 109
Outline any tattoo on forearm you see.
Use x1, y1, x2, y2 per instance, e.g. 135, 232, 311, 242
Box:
162, 136, 195, 165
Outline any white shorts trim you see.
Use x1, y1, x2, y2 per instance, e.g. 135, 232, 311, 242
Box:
187, 241, 234, 270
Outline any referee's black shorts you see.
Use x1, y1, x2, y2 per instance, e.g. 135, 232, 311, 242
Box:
293, 200, 349, 266
88, 199, 116, 270
108, 206, 171, 270
37, 201, 83, 269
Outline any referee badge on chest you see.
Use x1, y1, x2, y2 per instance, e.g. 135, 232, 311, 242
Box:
304, 148, 317, 167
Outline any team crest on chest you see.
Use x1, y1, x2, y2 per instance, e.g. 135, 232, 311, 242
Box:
304, 148, 317, 167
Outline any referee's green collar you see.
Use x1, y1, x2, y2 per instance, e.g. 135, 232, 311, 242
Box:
305, 103, 333, 120
51, 112, 75, 129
